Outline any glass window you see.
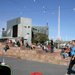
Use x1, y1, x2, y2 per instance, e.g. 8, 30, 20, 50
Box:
24, 26, 27, 28
27, 33, 29, 35
28, 26, 30, 28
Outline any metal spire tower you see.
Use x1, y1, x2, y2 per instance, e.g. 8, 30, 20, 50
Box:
57, 6, 61, 40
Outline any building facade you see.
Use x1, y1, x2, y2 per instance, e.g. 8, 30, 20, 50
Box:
32, 25, 49, 36
2, 17, 49, 44
6, 17, 32, 44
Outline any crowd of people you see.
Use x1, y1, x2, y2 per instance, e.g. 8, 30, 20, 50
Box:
2, 37, 24, 52
2, 37, 36, 52
37, 40, 55, 53
64, 40, 75, 75
60, 42, 73, 59
2, 38, 74, 57
61, 46, 70, 59
1, 38, 75, 75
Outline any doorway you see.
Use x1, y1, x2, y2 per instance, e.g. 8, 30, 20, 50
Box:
12, 25, 18, 37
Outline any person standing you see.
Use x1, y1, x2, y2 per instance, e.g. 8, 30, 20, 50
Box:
20, 37, 24, 46
48, 43, 51, 52
51, 40, 54, 53
65, 40, 75, 75
3, 43, 10, 52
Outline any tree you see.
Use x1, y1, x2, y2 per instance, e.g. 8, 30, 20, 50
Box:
32, 28, 37, 43
32, 33, 48, 44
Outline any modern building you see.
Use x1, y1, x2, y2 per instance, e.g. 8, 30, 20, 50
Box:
2, 28, 7, 37
6, 17, 32, 44
32, 25, 49, 36
2, 17, 49, 44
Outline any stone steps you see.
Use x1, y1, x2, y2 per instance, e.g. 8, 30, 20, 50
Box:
0, 48, 70, 66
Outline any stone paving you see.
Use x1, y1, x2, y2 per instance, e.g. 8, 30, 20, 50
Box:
0, 43, 70, 66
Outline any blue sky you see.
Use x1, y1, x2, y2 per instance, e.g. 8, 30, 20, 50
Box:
0, 0, 75, 41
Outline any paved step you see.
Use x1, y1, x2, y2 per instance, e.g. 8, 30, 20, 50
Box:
0, 47, 70, 66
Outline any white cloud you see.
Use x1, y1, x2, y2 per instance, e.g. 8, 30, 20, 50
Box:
42, 6, 47, 14
43, 6, 45, 9
73, 8, 75, 11
33, 0, 36, 2
43, 10, 46, 14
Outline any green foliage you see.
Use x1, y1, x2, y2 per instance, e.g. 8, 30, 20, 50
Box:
32, 33, 48, 44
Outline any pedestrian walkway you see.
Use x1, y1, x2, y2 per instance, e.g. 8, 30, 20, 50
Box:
0, 48, 70, 66
0, 56, 68, 75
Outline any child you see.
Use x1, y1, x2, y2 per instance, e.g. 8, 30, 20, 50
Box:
3, 43, 9, 52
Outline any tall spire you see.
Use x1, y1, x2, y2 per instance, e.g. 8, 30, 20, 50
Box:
57, 6, 61, 40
